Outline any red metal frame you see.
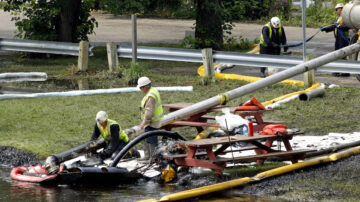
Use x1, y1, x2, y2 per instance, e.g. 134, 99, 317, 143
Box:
161, 103, 303, 175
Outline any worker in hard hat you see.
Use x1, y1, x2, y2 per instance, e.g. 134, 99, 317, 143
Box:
137, 76, 164, 160
259, 16, 288, 77
90, 111, 130, 160
321, 3, 351, 77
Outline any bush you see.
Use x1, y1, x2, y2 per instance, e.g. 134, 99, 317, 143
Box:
180, 35, 196, 49
122, 63, 145, 86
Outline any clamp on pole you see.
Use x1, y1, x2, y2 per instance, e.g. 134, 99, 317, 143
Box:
217, 93, 229, 105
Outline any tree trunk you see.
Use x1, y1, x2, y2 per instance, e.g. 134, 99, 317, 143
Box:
57, 0, 82, 42
195, 0, 223, 50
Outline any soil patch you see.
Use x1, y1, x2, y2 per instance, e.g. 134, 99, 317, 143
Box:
239, 155, 360, 201
0, 146, 39, 167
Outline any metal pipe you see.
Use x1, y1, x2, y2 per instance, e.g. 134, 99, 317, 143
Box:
301, 0, 307, 61
343, 0, 360, 29
131, 14, 137, 63
43, 138, 105, 174
124, 42, 360, 137
118, 45, 360, 72
0, 86, 193, 100
299, 84, 325, 101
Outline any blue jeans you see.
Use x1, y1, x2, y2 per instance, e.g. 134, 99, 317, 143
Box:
145, 126, 158, 144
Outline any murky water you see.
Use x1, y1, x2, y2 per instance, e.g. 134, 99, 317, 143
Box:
0, 166, 275, 202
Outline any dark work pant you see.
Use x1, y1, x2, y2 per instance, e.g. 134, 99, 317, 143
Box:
145, 126, 159, 144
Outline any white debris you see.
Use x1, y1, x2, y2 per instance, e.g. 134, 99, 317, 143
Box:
214, 64, 234, 73
328, 84, 340, 88
265, 94, 299, 110
219, 132, 360, 160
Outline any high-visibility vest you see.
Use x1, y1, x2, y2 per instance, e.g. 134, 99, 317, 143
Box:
141, 87, 164, 123
96, 119, 128, 144
336, 16, 349, 38
260, 22, 283, 47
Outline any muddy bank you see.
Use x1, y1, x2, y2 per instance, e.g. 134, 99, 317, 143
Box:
0, 146, 39, 167
237, 155, 360, 201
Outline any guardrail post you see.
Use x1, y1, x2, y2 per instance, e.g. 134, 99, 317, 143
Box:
131, 14, 137, 63
304, 55, 315, 88
107, 42, 118, 72
202, 48, 214, 77
78, 41, 89, 72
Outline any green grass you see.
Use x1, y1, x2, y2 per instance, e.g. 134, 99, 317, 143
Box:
1, 46, 360, 158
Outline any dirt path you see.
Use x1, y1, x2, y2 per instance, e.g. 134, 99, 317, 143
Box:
0, 11, 334, 44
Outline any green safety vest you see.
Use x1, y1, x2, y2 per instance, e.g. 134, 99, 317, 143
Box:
337, 16, 349, 38
260, 22, 283, 47
96, 119, 128, 144
141, 87, 164, 123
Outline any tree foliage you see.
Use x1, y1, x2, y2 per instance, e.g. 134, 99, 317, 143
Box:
101, 0, 183, 16
4, 0, 97, 42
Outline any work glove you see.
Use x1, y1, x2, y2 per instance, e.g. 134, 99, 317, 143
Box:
98, 150, 110, 160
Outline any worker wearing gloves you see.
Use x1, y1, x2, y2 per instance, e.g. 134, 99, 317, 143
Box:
259, 16, 288, 77
91, 111, 129, 160
321, 3, 351, 77
137, 76, 164, 160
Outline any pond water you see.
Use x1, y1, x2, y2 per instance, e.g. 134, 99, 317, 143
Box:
0, 166, 275, 202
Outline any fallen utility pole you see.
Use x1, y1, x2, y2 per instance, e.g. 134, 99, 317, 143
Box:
124, 41, 360, 138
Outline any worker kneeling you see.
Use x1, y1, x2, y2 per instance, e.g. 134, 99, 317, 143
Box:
91, 111, 139, 160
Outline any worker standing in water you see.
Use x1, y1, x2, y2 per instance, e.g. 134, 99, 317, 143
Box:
91, 111, 135, 159
137, 76, 164, 160
321, 3, 351, 77
259, 16, 288, 77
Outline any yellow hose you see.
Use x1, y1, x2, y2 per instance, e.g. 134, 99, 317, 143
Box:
198, 65, 321, 107
139, 146, 360, 202
261, 82, 321, 107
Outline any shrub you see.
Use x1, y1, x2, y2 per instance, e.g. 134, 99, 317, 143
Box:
123, 63, 145, 86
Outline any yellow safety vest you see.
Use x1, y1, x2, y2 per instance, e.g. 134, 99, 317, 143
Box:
141, 87, 164, 123
96, 119, 128, 144
260, 22, 283, 47
337, 16, 349, 38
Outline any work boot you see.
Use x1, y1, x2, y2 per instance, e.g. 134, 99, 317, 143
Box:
260, 67, 267, 77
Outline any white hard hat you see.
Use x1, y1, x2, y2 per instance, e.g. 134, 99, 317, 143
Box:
137, 76, 151, 88
96, 111, 108, 122
271, 17, 281, 28
335, 3, 344, 10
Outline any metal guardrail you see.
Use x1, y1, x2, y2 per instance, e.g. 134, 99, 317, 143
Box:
213, 51, 360, 74
0, 38, 93, 56
117, 45, 360, 74
118, 46, 203, 63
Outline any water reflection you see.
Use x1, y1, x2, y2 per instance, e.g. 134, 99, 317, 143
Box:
0, 167, 275, 202
11, 182, 57, 202
0, 78, 92, 95
77, 78, 89, 90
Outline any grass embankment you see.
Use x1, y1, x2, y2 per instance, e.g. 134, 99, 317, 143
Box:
1, 47, 360, 158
